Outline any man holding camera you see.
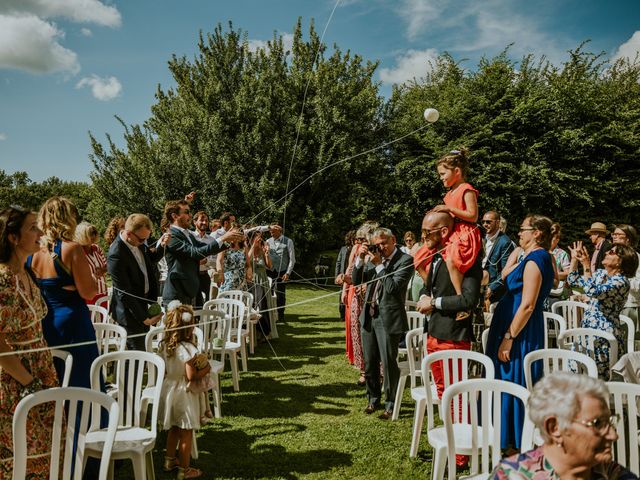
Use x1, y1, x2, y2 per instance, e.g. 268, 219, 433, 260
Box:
352, 227, 413, 419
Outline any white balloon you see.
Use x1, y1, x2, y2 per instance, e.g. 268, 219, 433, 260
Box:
423, 108, 440, 123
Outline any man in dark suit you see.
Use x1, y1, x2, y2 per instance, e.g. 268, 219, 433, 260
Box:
586, 222, 612, 273
162, 200, 242, 306
352, 227, 413, 420
107, 213, 168, 350
481, 211, 514, 304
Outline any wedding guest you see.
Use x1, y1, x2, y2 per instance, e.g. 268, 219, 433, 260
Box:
104, 216, 125, 247
75, 221, 108, 305
611, 224, 640, 327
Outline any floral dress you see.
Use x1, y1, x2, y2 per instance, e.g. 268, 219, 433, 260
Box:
568, 269, 630, 379
0, 265, 59, 479
220, 249, 246, 292
491, 446, 637, 479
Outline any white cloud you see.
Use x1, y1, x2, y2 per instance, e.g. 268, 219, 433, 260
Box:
248, 32, 294, 53
612, 31, 640, 64
0, 14, 79, 74
0, 133, 6, 141
398, 0, 446, 41
81, 27, 92, 37
0, 0, 121, 27
379, 48, 439, 85
76, 75, 122, 101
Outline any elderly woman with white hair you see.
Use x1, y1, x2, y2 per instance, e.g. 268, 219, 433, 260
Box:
491, 372, 636, 479
75, 220, 108, 304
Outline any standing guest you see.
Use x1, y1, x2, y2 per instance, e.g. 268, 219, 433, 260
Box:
491, 372, 636, 479
75, 221, 108, 305
352, 227, 413, 420
162, 200, 241, 307
481, 210, 515, 305
586, 222, 612, 273
486, 214, 555, 450
247, 230, 274, 338
567, 242, 637, 377
267, 223, 295, 322
611, 224, 640, 327
209, 218, 221, 234
400, 231, 416, 254
0, 206, 58, 478
28, 196, 100, 390
407, 231, 426, 301
191, 211, 217, 308
211, 212, 236, 240
345, 222, 378, 385
108, 214, 167, 351
104, 216, 125, 247
217, 229, 250, 293
335, 230, 355, 322
548, 222, 572, 306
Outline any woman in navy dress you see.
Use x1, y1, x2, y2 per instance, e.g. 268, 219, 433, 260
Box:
486, 214, 555, 449
27, 197, 100, 389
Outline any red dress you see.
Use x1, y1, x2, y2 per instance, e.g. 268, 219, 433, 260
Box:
414, 182, 481, 274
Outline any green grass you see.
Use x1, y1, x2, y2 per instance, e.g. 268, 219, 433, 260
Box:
117, 284, 433, 479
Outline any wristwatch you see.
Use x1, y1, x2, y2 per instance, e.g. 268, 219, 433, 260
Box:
504, 331, 514, 340
430, 297, 437, 308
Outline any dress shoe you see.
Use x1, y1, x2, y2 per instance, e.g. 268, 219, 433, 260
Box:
357, 375, 366, 387
364, 404, 378, 414
378, 409, 393, 420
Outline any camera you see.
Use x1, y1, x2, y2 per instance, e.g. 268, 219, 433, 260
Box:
367, 244, 380, 255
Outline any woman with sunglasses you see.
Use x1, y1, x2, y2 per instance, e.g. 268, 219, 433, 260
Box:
567, 241, 639, 378
611, 225, 640, 329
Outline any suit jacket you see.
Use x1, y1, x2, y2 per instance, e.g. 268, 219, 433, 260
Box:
352, 247, 414, 335
107, 235, 162, 335
162, 226, 224, 303
421, 252, 482, 342
484, 232, 515, 302
335, 245, 350, 277
593, 239, 612, 272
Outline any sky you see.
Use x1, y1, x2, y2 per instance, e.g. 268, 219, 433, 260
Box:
1, 0, 639, 183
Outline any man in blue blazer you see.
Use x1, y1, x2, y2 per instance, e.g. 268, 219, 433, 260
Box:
352, 227, 413, 419
162, 200, 243, 306
481, 211, 515, 304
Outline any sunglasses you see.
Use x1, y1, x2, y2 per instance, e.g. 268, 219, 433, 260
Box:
606, 248, 619, 256
481, 220, 495, 224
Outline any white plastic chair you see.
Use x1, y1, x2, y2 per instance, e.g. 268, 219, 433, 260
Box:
410, 350, 495, 462
398, 312, 426, 356
607, 381, 640, 475
51, 349, 73, 387
88, 304, 111, 325
543, 311, 567, 348
203, 298, 246, 391
442, 379, 534, 479
199, 309, 230, 418
13, 387, 119, 480
85, 351, 165, 480
481, 328, 490, 354
393, 327, 426, 420
94, 295, 109, 312
558, 327, 619, 378
405, 300, 418, 312
93, 323, 127, 356
552, 300, 589, 330
620, 314, 635, 354
219, 290, 259, 355
523, 349, 598, 390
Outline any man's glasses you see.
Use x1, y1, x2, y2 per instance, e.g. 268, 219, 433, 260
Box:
129, 230, 149, 243
481, 220, 495, 225
422, 226, 445, 237
574, 414, 619, 435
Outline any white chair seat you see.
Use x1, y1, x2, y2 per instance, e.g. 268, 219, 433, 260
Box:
427, 424, 494, 453
87, 426, 155, 447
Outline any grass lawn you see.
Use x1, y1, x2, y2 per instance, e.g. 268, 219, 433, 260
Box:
117, 284, 433, 479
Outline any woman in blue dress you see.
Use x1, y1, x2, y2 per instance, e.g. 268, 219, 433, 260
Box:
27, 197, 100, 390
486, 214, 555, 450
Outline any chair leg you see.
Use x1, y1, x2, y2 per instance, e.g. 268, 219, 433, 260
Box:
392, 374, 408, 420
131, 452, 147, 480
432, 446, 447, 480
212, 383, 222, 418
146, 450, 156, 480
240, 341, 248, 372
249, 323, 256, 354
409, 398, 426, 458
229, 351, 240, 392
107, 461, 115, 480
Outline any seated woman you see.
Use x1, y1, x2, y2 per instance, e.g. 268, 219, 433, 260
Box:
492, 372, 636, 479
567, 242, 638, 378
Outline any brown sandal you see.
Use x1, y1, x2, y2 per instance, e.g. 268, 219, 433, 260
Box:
177, 466, 203, 479
163, 456, 178, 472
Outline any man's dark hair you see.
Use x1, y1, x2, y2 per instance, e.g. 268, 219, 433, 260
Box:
164, 200, 189, 225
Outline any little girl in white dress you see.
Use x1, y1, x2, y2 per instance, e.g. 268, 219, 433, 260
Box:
159, 302, 210, 479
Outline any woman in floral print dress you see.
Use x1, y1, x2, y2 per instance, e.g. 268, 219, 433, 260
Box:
0, 206, 58, 479
567, 241, 639, 379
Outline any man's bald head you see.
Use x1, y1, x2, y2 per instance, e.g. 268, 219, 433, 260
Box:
424, 211, 453, 229
421, 210, 453, 250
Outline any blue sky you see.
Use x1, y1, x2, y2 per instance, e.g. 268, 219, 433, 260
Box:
1, 0, 639, 182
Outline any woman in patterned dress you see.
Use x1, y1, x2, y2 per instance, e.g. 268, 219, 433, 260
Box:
567, 242, 638, 378
0, 206, 59, 479
217, 235, 250, 293
75, 221, 108, 305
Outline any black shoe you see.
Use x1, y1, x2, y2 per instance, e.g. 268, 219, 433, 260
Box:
364, 404, 378, 414
357, 375, 366, 387
378, 409, 393, 420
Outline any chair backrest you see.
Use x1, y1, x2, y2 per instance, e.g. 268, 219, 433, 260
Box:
442, 378, 534, 478
93, 323, 127, 356
203, 298, 245, 341
405, 300, 418, 312
481, 328, 490, 354
88, 304, 111, 325
94, 295, 109, 312
620, 314, 635, 354
217, 289, 244, 302
199, 310, 231, 366
552, 300, 589, 330
607, 381, 640, 475
558, 327, 619, 375
543, 311, 567, 349
421, 350, 495, 431
523, 348, 598, 390
405, 328, 426, 388
406, 311, 425, 331
145, 325, 164, 354
51, 349, 73, 387
90, 351, 165, 432
13, 387, 119, 480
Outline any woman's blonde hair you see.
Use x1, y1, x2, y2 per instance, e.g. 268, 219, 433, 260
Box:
161, 303, 196, 357
75, 221, 98, 246
38, 196, 79, 248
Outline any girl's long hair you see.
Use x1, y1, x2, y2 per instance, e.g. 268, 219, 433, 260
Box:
161, 304, 196, 357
